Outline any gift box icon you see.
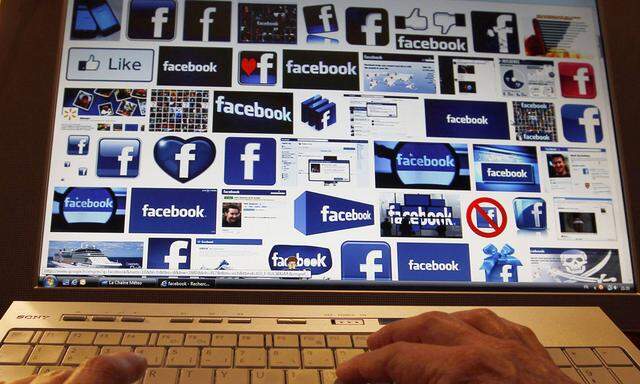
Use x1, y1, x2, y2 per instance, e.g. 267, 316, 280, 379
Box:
481, 244, 522, 283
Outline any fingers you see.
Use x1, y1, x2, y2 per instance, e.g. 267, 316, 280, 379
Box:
451, 309, 520, 340
29, 369, 73, 384
63, 352, 147, 384
367, 311, 487, 350
337, 341, 448, 384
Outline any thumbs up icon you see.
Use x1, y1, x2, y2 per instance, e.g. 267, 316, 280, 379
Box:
395, 8, 428, 30
78, 55, 100, 71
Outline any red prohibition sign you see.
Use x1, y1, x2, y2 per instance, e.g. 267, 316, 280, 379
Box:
466, 197, 507, 238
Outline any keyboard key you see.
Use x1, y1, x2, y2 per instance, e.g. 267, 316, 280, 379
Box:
215, 368, 249, 384
179, 368, 213, 384
212, 334, 237, 347
595, 347, 634, 366
561, 367, 586, 383
62, 315, 87, 322
228, 318, 251, 324
274, 334, 299, 348
301, 335, 326, 348
303, 349, 335, 368
269, 348, 301, 368
135, 347, 166, 367
144, 367, 178, 384
122, 333, 150, 346
0, 365, 37, 381
67, 331, 96, 345
546, 348, 572, 367
579, 367, 618, 384
62, 346, 99, 365
321, 369, 338, 384
184, 333, 211, 347
3, 330, 34, 344
327, 335, 352, 348
239, 334, 264, 347
27, 345, 65, 365
287, 369, 321, 384
158, 333, 185, 347
610, 366, 640, 383
92, 316, 116, 322
121, 316, 145, 323
101, 346, 132, 355
235, 348, 267, 368
335, 349, 365, 365
148, 333, 159, 346
39, 366, 69, 375
94, 332, 123, 346
251, 368, 285, 384
40, 331, 69, 344
167, 347, 199, 367
201, 348, 233, 368
0, 344, 31, 364
566, 348, 603, 366
351, 335, 369, 349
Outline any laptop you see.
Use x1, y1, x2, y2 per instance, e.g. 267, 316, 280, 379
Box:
1, 0, 639, 382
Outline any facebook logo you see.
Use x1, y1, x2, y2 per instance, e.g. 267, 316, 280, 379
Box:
128, 0, 176, 40
499, 265, 515, 282
562, 105, 603, 143
239, 51, 277, 85
67, 135, 89, 155
147, 238, 191, 270
559, 62, 596, 99
97, 139, 140, 178
301, 95, 336, 130
471, 11, 519, 54
224, 137, 276, 185
304, 4, 338, 34
345, 7, 389, 46
513, 197, 547, 230
341, 241, 392, 281
183, 1, 231, 42
476, 207, 497, 229
154, 137, 216, 183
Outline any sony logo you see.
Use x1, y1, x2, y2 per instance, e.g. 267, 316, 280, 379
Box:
17, 314, 51, 320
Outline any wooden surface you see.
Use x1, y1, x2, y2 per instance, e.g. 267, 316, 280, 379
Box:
0, 0, 639, 329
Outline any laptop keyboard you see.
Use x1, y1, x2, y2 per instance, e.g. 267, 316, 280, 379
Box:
1, 330, 640, 383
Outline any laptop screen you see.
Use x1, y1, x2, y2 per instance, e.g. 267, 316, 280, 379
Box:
39, 0, 635, 292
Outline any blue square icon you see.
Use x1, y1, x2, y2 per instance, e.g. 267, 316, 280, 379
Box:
67, 135, 90, 155
97, 138, 141, 178
561, 104, 603, 143
513, 197, 547, 230
301, 95, 336, 130
128, 0, 176, 40
341, 241, 392, 281
147, 238, 191, 270
476, 207, 497, 229
224, 137, 276, 185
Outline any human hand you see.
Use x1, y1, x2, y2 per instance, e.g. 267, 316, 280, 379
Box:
336, 309, 578, 384
8, 352, 147, 384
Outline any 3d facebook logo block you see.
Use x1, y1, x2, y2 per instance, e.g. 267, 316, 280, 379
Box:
513, 197, 546, 230
294, 192, 374, 235
301, 95, 336, 130
224, 137, 276, 185
154, 136, 215, 183
304, 4, 338, 34
341, 241, 391, 281
97, 139, 140, 178
561, 104, 603, 143
128, 0, 176, 40
67, 135, 90, 155
147, 238, 191, 270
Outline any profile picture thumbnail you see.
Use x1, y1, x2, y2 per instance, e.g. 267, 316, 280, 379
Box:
222, 202, 242, 228
547, 153, 571, 178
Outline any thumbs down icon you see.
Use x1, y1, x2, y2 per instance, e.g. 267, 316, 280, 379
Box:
433, 12, 466, 34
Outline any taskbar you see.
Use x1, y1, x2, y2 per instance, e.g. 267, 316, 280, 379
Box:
38, 275, 635, 293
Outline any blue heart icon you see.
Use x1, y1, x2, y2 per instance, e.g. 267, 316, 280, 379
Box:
154, 136, 215, 183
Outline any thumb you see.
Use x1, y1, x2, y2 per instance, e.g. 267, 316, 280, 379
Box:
63, 352, 147, 384
408, 8, 420, 19
336, 342, 449, 384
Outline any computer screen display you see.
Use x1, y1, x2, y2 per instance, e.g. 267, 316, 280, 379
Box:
39, 0, 635, 292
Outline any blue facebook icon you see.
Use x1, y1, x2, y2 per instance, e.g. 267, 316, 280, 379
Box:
224, 137, 276, 185
561, 104, 603, 143
97, 139, 140, 178
341, 241, 391, 281
147, 238, 191, 270
476, 207, 497, 229
67, 135, 90, 155
513, 197, 546, 230
128, 0, 176, 40
301, 95, 336, 130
